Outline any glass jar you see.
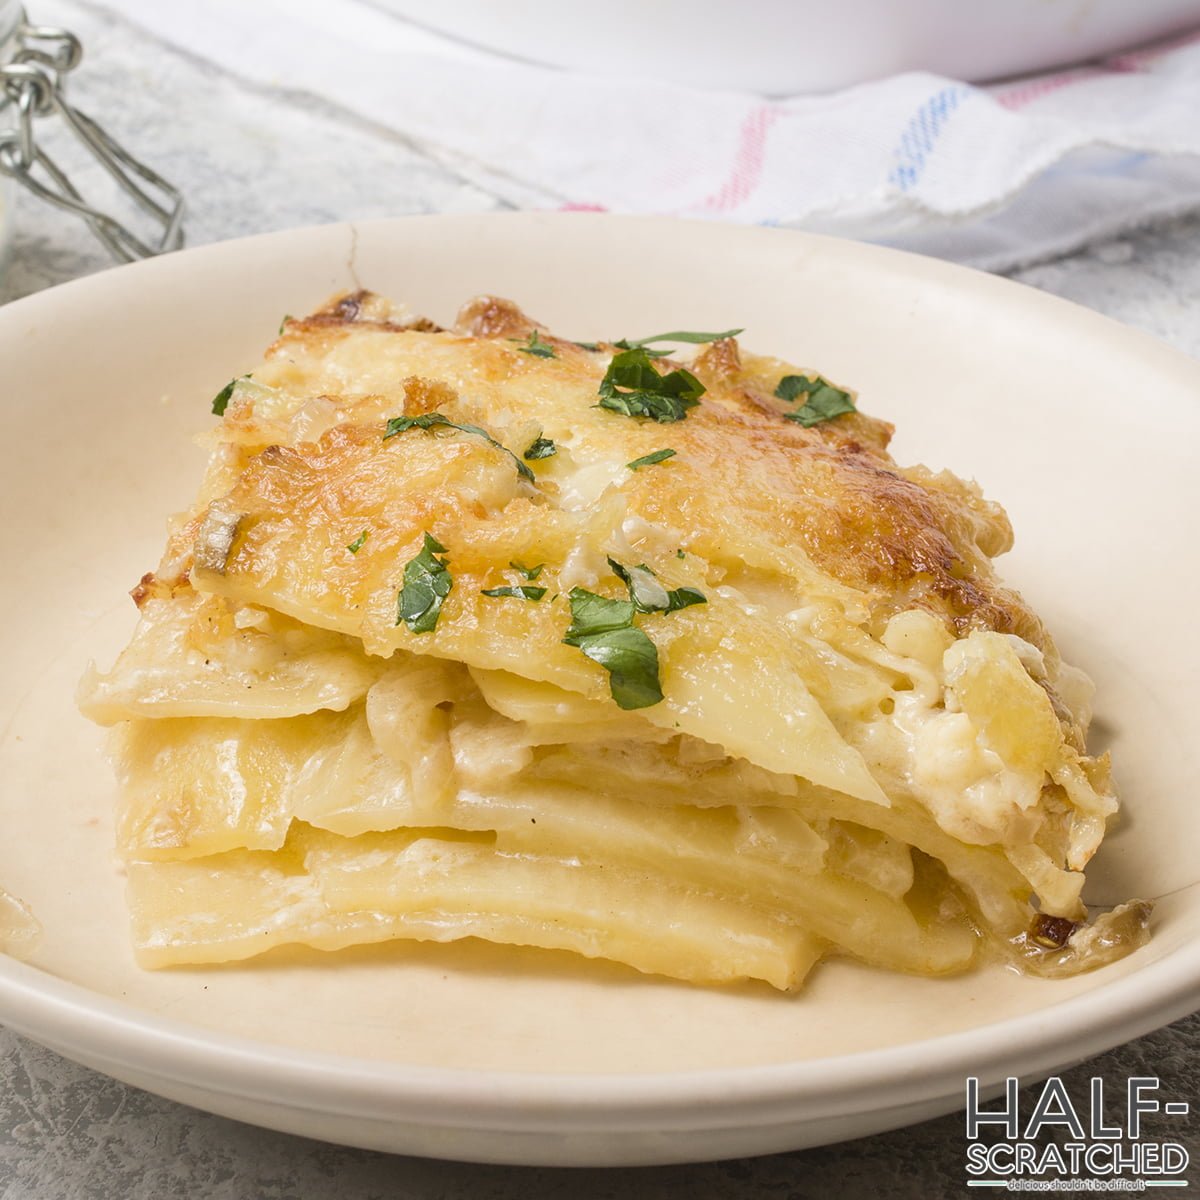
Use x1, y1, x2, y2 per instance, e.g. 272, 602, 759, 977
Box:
0, 0, 20, 269
0, 0, 183, 271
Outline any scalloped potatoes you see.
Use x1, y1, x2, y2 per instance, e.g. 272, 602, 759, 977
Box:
78, 291, 1149, 989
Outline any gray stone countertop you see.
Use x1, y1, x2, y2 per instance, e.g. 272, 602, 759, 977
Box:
1, 3, 1197, 1196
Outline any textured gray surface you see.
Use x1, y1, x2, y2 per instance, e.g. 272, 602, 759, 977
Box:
1, 2, 1197, 1196
1, 1026, 1195, 1200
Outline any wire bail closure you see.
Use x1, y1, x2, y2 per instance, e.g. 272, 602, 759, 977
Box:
0, 13, 184, 261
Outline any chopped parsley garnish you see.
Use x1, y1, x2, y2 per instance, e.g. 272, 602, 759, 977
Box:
616, 329, 743, 358
608, 558, 706, 614
665, 586, 706, 611
211, 375, 248, 416
607, 559, 669, 612
564, 588, 634, 637
510, 561, 545, 580
774, 374, 822, 403
561, 562, 705, 709
346, 530, 369, 554
384, 412, 535, 482
775, 374, 857, 427
562, 588, 662, 711
575, 330, 741, 358
597, 348, 705, 423
511, 330, 557, 359
396, 532, 452, 634
523, 435, 557, 461
278, 315, 293, 334
570, 624, 662, 710
481, 585, 547, 601
626, 448, 676, 471
676, 549, 686, 559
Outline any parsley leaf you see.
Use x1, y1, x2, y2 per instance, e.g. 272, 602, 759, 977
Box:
564, 589, 635, 638
562, 588, 662, 710
510, 561, 545, 580
396, 532, 452, 634
211, 376, 248, 416
675, 549, 686, 559
346, 530, 369, 554
608, 558, 707, 614
561, 559, 704, 709
775, 375, 857, 427
572, 626, 662, 711
617, 328, 743, 350
278, 315, 293, 335
663, 586, 707, 612
607, 559, 670, 612
774, 374, 822, 402
384, 412, 535, 483
785, 387, 856, 427
481, 585, 547, 601
626, 448, 677, 470
511, 330, 557, 359
523, 435, 557, 461
597, 348, 705, 423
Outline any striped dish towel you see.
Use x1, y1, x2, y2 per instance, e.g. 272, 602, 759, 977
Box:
104, 0, 1200, 269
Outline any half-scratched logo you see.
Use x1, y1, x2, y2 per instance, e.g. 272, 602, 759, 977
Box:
965, 1076, 1191, 1191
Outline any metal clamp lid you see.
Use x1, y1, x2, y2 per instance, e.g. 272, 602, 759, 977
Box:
0, 12, 184, 261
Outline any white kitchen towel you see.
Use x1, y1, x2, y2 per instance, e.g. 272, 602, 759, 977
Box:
98, 0, 1200, 269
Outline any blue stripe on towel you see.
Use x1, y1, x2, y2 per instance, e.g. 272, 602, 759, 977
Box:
889, 85, 972, 191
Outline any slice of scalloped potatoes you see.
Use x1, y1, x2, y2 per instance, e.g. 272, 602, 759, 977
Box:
81, 291, 1149, 990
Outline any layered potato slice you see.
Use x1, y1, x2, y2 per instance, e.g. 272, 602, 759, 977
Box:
79, 291, 1149, 990
79, 583, 381, 724
129, 827, 826, 989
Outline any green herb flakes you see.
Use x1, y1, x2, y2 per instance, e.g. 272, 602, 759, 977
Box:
663, 586, 706, 612
774, 374, 821, 402
775, 375, 857, 427
481, 585, 547, 601
511, 330, 557, 359
564, 589, 635, 638
346, 530, 369, 554
384, 412, 535, 482
211, 376, 248, 416
574, 329, 741, 359
617, 328, 743, 351
571, 625, 662, 711
626, 448, 677, 471
510, 561, 545, 580
561, 559, 706, 709
607, 559, 670, 612
523, 436, 557, 461
597, 348, 705, 423
397, 533, 452, 634
562, 588, 662, 710
608, 558, 706, 615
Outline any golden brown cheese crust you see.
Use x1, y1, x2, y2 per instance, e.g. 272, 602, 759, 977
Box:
240, 292, 1046, 652
142, 289, 1075, 780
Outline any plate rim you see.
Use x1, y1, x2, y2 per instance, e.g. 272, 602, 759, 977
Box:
1, 211, 1198, 1147
1, 935, 1199, 1127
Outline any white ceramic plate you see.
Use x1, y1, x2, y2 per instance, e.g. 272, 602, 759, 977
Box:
0, 215, 1197, 1167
